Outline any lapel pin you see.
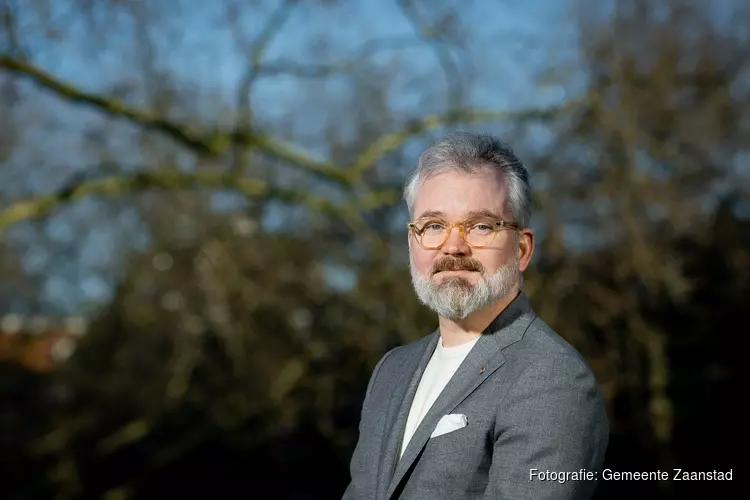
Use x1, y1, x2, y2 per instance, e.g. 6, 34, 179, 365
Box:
479, 366, 486, 374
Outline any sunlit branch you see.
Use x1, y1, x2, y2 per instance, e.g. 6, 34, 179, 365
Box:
0, 55, 348, 186
0, 54, 576, 235
0, 56, 213, 152
0, 169, 344, 236
349, 103, 574, 179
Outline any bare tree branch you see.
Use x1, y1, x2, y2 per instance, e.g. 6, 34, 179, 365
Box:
254, 35, 434, 78
0, 56, 211, 150
397, 0, 465, 109
247, 0, 300, 80
349, 102, 579, 179
0, 168, 342, 236
0, 163, 406, 240
0, 52, 576, 236
0, 55, 349, 186
0, 98, 572, 236
229, 0, 300, 173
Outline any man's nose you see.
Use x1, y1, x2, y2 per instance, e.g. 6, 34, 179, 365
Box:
442, 226, 471, 255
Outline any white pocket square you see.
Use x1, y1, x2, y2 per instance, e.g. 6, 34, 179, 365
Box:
430, 413, 468, 438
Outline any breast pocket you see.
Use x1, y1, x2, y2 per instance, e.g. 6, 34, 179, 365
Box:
424, 416, 492, 457
416, 417, 493, 495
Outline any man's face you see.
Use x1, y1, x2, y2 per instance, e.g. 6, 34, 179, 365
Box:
408, 167, 533, 320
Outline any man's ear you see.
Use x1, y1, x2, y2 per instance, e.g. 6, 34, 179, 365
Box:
518, 229, 535, 272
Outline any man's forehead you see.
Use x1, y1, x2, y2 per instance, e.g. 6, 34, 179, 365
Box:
412, 169, 509, 219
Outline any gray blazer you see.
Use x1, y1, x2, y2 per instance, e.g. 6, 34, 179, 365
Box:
342, 292, 609, 500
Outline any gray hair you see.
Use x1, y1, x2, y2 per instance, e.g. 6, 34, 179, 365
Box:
403, 131, 532, 227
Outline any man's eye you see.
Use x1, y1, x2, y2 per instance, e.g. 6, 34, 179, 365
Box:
473, 224, 493, 232
422, 222, 445, 233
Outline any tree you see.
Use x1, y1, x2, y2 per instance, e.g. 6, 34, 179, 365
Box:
0, 0, 744, 498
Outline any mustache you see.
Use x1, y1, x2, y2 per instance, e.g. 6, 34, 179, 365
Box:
430, 256, 484, 275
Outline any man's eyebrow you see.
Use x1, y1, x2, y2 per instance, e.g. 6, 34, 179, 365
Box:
464, 209, 503, 219
415, 210, 445, 220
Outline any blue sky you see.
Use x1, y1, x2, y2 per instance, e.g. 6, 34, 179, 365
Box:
4, 0, 587, 315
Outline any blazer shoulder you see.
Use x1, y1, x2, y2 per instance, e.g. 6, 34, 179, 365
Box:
513, 315, 597, 376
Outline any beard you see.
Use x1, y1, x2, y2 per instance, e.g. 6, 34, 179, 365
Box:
410, 252, 521, 321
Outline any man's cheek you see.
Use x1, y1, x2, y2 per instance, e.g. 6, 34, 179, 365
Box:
414, 253, 435, 274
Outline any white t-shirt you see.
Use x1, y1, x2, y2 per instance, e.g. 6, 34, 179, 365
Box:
399, 335, 479, 458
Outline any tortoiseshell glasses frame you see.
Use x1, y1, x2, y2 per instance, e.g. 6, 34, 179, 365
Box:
407, 217, 521, 250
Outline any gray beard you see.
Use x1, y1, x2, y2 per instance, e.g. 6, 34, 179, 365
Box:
410, 254, 521, 321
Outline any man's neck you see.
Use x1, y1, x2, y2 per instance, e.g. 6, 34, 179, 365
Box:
438, 289, 519, 348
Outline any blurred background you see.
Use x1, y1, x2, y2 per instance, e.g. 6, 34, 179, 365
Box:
0, 0, 744, 498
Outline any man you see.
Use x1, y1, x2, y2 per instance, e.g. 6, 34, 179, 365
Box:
342, 131, 609, 500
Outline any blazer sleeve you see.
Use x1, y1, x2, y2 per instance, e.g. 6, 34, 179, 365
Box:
483, 353, 609, 500
341, 348, 394, 500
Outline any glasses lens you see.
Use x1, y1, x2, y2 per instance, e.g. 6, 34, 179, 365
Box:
419, 222, 446, 248
465, 222, 497, 247
421, 231, 446, 248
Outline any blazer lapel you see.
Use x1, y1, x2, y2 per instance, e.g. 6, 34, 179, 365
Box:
377, 332, 439, 500
385, 292, 537, 500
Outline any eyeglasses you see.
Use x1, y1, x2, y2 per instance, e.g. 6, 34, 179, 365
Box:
407, 217, 521, 250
